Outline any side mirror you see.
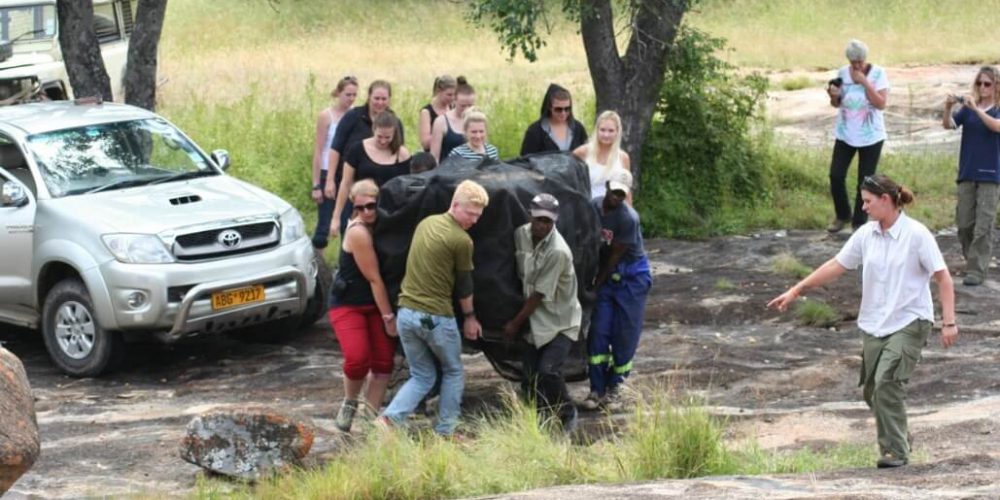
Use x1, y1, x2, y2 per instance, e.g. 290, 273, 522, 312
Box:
211, 149, 231, 171
1, 180, 28, 207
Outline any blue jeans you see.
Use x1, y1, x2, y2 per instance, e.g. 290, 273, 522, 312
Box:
311, 170, 334, 249
383, 307, 464, 435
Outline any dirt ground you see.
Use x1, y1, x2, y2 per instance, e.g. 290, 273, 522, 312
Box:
5, 65, 1000, 498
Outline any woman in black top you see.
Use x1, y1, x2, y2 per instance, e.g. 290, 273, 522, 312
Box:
324, 80, 403, 235
328, 179, 398, 432
430, 76, 476, 162
519, 83, 588, 156
419, 75, 456, 152
331, 110, 411, 235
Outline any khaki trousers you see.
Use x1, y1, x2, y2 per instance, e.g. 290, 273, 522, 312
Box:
956, 181, 1000, 280
859, 319, 930, 459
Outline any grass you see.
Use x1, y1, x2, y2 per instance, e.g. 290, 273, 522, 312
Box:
771, 252, 812, 279
777, 75, 813, 91
687, 0, 1000, 69
197, 387, 874, 499
794, 299, 842, 328
714, 278, 735, 291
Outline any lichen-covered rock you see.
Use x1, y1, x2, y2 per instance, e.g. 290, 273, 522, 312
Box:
179, 406, 314, 481
0, 346, 40, 494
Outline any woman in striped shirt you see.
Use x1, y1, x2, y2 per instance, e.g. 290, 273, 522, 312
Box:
448, 108, 499, 162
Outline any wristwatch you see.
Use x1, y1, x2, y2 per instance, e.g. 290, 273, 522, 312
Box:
312, 184, 322, 190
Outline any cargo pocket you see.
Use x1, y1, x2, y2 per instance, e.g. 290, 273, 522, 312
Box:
893, 344, 922, 383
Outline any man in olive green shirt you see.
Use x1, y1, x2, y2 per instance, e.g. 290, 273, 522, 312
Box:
503, 193, 582, 432
381, 180, 489, 437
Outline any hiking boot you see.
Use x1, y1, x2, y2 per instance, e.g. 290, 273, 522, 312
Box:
963, 274, 983, 286
335, 399, 359, 433
579, 392, 602, 411
876, 453, 908, 468
826, 218, 848, 233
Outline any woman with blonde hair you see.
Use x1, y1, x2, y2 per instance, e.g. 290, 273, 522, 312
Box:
310, 75, 358, 249
419, 75, 457, 152
329, 179, 398, 432
573, 110, 631, 199
943, 65, 1000, 286
448, 108, 499, 161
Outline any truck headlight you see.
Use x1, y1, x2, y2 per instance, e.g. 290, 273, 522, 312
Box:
102, 234, 175, 264
280, 209, 306, 244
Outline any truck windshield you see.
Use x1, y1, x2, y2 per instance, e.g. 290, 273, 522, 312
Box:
27, 118, 217, 197
0, 5, 57, 44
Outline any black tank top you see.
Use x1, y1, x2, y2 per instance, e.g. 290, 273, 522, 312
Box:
423, 103, 439, 153
331, 224, 376, 306
440, 114, 465, 160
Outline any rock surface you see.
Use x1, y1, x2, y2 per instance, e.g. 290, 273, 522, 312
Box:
0, 346, 39, 494
179, 406, 314, 481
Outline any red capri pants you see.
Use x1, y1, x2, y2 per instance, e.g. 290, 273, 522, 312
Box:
329, 304, 396, 380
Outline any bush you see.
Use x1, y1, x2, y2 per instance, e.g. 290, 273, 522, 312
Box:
638, 26, 770, 238
794, 299, 841, 328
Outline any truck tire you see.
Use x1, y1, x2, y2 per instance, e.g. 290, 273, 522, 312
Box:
41, 278, 124, 377
299, 251, 332, 328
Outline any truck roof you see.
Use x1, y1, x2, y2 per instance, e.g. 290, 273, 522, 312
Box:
0, 101, 157, 135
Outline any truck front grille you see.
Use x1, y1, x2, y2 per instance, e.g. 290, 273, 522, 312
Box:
172, 221, 280, 261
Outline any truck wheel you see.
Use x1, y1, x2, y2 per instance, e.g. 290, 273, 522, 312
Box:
41, 278, 124, 377
299, 251, 332, 328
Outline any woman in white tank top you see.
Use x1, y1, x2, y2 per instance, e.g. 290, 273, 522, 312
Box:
573, 110, 631, 200
310, 76, 358, 249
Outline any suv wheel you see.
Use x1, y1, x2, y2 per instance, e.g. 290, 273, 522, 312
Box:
42, 278, 124, 377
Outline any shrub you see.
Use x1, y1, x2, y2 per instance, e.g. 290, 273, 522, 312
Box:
794, 298, 841, 328
778, 75, 812, 91
771, 252, 812, 279
639, 26, 771, 238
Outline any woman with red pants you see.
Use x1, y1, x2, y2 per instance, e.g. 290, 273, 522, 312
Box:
329, 179, 397, 432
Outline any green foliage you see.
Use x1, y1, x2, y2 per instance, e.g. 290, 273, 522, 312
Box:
778, 75, 812, 91
638, 26, 771, 238
714, 278, 735, 291
466, 0, 552, 62
794, 298, 842, 328
771, 252, 812, 279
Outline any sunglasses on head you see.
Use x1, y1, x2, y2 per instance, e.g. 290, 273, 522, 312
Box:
354, 202, 377, 212
552, 106, 572, 113
976, 81, 993, 88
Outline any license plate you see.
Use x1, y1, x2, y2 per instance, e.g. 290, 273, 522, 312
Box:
211, 285, 265, 310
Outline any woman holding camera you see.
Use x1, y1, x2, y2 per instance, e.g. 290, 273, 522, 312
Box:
943, 66, 1000, 286
328, 179, 398, 433
825, 39, 890, 233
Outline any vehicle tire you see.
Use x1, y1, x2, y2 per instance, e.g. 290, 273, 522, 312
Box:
41, 278, 124, 377
299, 251, 332, 328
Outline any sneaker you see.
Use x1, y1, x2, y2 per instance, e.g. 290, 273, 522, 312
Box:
876, 453, 908, 468
579, 392, 602, 411
963, 274, 983, 286
826, 218, 848, 233
335, 399, 359, 433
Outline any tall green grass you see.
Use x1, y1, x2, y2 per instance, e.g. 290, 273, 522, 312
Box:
198, 388, 874, 499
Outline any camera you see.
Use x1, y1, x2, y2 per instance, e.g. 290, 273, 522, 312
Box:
827, 77, 843, 88
951, 94, 965, 105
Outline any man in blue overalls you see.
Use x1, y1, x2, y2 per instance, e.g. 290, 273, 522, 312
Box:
581, 169, 652, 410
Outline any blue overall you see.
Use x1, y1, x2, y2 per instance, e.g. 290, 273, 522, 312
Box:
588, 255, 652, 395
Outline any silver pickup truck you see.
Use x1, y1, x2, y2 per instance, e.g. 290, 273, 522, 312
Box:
0, 101, 324, 376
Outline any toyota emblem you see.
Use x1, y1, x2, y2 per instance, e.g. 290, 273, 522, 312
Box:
218, 229, 242, 248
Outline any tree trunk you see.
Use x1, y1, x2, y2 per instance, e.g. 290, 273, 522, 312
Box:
124, 0, 168, 111
57, 0, 112, 101
579, 0, 686, 193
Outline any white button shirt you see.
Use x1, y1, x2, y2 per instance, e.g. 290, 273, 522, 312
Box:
835, 213, 946, 337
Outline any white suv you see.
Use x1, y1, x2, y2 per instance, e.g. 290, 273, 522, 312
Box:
0, 101, 324, 376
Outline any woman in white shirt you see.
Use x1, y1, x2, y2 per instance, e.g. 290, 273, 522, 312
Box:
768, 174, 956, 470
573, 110, 630, 200
310, 76, 358, 249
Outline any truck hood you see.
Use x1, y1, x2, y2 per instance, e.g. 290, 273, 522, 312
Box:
0, 52, 55, 73
46, 175, 294, 235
